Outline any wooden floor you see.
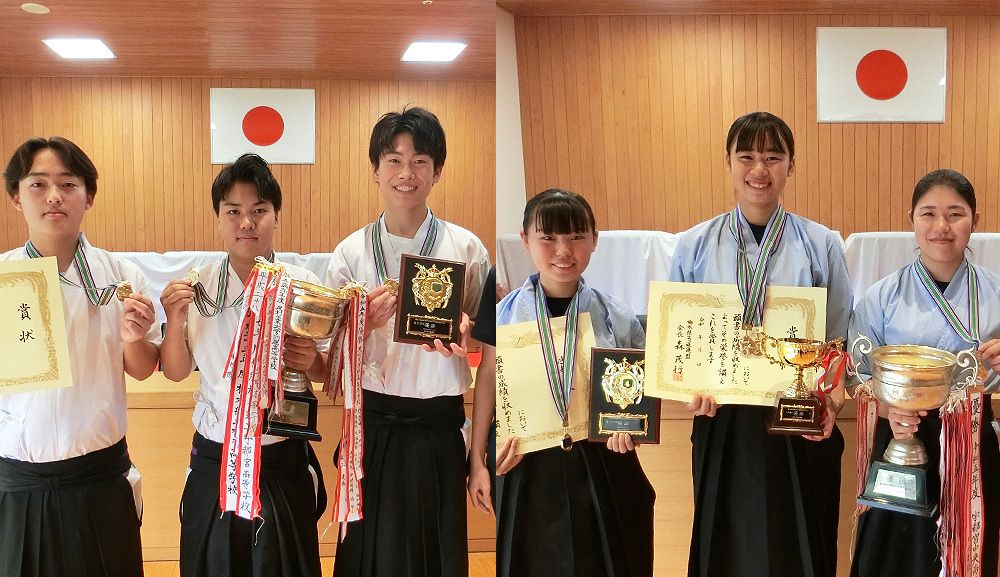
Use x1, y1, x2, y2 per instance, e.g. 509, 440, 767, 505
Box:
143, 553, 497, 576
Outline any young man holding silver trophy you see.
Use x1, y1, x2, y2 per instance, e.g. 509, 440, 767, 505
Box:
159, 153, 329, 577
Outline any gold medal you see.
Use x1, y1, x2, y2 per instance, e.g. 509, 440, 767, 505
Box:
383, 278, 399, 296
184, 269, 200, 285
560, 433, 573, 451
115, 281, 133, 302
601, 357, 645, 410
411, 263, 454, 313
739, 326, 764, 357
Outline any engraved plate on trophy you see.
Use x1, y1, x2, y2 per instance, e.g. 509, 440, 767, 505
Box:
587, 348, 661, 443
393, 254, 466, 346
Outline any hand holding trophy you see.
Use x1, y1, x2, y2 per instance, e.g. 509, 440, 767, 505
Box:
265, 278, 354, 441
850, 334, 983, 516
761, 334, 844, 435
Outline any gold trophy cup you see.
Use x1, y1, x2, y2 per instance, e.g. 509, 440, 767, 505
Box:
851, 336, 980, 516
266, 279, 353, 441
762, 336, 842, 435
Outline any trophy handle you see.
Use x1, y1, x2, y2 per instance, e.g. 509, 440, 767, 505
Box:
850, 334, 873, 367
761, 335, 785, 368
956, 347, 985, 391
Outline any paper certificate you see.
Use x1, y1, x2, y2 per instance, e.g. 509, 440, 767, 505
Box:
0, 257, 72, 394
645, 282, 827, 406
496, 312, 597, 454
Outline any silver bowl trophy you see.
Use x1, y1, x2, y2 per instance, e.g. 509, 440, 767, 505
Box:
762, 335, 844, 435
264, 279, 352, 441
850, 336, 981, 516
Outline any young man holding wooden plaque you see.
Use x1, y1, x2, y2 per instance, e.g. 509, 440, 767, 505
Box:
325, 106, 490, 577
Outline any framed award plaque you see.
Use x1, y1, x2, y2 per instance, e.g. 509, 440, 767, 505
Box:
588, 348, 660, 443
393, 254, 466, 346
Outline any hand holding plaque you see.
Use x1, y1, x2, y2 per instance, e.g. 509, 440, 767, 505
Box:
393, 254, 466, 346
588, 348, 660, 443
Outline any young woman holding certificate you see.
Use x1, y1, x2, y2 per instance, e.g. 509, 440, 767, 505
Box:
495, 189, 655, 577
850, 169, 1000, 576
669, 112, 853, 577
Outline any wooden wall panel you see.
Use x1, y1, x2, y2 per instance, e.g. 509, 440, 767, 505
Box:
515, 14, 1000, 236
0, 77, 495, 257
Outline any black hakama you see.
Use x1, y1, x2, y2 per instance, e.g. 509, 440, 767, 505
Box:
850, 400, 1000, 577
0, 436, 142, 577
496, 441, 655, 577
688, 405, 843, 577
179, 432, 326, 577
333, 390, 469, 577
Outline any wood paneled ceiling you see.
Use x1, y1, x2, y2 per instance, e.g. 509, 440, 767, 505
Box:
497, 0, 1000, 15
0, 0, 495, 79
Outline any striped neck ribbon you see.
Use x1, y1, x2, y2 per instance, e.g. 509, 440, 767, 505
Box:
371, 210, 438, 285
534, 279, 581, 427
25, 235, 118, 306
914, 258, 980, 345
728, 205, 787, 328
191, 253, 273, 317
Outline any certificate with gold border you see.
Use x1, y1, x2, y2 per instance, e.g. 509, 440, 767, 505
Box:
645, 282, 827, 406
496, 312, 596, 455
0, 257, 72, 394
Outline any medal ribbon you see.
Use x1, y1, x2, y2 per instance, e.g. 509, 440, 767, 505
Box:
25, 236, 119, 305
728, 206, 786, 328
320, 280, 368, 540
534, 279, 580, 427
219, 260, 290, 520
371, 210, 438, 285
914, 258, 979, 345
191, 254, 275, 317
913, 259, 982, 577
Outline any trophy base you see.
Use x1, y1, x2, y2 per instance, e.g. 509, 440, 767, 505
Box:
767, 395, 824, 435
857, 460, 937, 517
264, 388, 322, 441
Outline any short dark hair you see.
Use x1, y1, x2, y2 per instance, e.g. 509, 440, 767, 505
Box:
522, 188, 597, 235
912, 169, 976, 213
4, 137, 98, 198
369, 106, 447, 170
726, 111, 795, 160
211, 153, 282, 214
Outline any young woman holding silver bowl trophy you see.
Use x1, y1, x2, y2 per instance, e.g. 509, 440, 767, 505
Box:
849, 169, 1000, 577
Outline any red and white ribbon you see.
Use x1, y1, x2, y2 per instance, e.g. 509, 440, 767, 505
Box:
939, 390, 984, 577
322, 282, 368, 539
220, 261, 289, 520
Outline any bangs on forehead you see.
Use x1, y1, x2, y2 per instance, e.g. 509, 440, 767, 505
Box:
531, 200, 592, 234
732, 127, 788, 155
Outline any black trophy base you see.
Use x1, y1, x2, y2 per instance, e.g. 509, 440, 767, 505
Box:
264, 388, 322, 441
767, 395, 824, 435
857, 460, 938, 517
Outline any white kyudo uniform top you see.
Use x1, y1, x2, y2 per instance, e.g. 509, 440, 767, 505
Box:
184, 259, 324, 446
669, 209, 853, 342
325, 210, 490, 399
0, 234, 160, 462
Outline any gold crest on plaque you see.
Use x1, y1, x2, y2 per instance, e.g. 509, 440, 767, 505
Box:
411, 263, 453, 313
601, 357, 645, 410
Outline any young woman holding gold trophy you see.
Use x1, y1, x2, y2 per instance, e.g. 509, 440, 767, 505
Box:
849, 169, 1000, 576
669, 112, 852, 577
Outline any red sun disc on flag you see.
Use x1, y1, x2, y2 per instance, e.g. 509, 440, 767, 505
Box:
855, 50, 908, 101
242, 106, 284, 146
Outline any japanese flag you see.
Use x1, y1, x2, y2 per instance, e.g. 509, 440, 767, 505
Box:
817, 27, 947, 123
210, 88, 316, 164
